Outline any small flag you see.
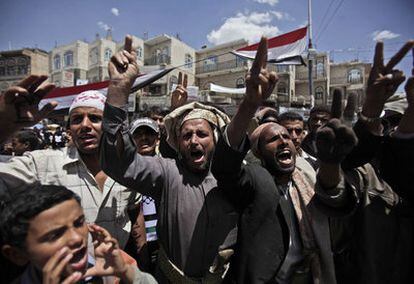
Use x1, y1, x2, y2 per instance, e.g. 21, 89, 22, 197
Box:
232, 27, 307, 65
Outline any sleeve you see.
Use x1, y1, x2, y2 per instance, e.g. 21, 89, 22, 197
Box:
100, 103, 166, 200
380, 136, 414, 203
0, 153, 39, 193
131, 265, 158, 284
211, 131, 255, 209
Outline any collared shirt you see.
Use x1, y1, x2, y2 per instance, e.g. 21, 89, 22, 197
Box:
0, 146, 140, 249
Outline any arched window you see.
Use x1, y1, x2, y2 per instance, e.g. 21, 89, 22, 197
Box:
136, 47, 143, 59
315, 86, 324, 100
348, 69, 362, 84
316, 62, 324, 77
64, 51, 73, 67
54, 55, 61, 70
104, 48, 112, 61
236, 77, 245, 88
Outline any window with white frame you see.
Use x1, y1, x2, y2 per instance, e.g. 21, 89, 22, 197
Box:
104, 48, 112, 62
348, 69, 362, 84
54, 55, 61, 70
64, 51, 73, 67
136, 47, 143, 59
185, 54, 193, 68
315, 86, 324, 100
316, 62, 324, 77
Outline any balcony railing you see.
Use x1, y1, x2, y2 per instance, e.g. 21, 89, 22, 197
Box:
196, 59, 247, 74
144, 54, 171, 65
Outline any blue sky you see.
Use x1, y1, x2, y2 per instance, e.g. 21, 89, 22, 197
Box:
1, 0, 413, 75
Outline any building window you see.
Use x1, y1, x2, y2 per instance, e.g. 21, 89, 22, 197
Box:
236, 56, 247, 67
7, 66, 17, 76
53, 55, 61, 70
162, 47, 169, 56
136, 47, 143, 59
17, 66, 28, 75
169, 75, 178, 91
203, 56, 218, 72
185, 54, 193, 68
64, 51, 73, 67
277, 82, 287, 95
277, 65, 289, 73
348, 69, 362, 84
315, 86, 324, 100
236, 77, 245, 88
89, 48, 98, 65
104, 48, 112, 61
0, 67, 5, 76
316, 62, 324, 77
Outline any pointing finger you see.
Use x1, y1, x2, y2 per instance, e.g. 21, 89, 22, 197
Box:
331, 88, 343, 119
384, 41, 414, 73
183, 74, 188, 88
124, 35, 133, 53
251, 36, 268, 74
177, 72, 182, 85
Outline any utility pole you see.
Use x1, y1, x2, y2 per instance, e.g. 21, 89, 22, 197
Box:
308, 0, 316, 107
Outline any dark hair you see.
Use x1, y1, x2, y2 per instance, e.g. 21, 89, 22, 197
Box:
278, 111, 304, 122
0, 185, 81, 248
15, 130, 40, 151
309, 105, 331, 116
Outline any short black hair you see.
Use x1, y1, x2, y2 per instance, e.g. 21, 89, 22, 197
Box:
15, 130, 40, 151
0, 185, 80, 249
278, 111, 304, 122
309, 105, 331, 116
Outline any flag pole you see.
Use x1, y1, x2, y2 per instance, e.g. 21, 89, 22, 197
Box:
307, 0, 315, 108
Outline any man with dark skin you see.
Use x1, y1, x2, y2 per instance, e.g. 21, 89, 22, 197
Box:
212, 37, 357, 284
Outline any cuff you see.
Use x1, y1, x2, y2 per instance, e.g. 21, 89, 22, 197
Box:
223, 126, 249, 152
102, 102, 130, 136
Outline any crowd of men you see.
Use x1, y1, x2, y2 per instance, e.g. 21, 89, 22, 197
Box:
0, 34, 413, 284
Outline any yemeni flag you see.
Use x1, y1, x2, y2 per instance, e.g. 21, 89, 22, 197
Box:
232, 27, 307, 65
40, 68, 175, 110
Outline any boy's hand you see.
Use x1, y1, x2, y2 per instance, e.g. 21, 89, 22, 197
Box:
84, 224, 134, 283
42, 247, 82, 284
171, 72, 188, 110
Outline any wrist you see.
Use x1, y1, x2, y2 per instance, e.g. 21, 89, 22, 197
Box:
117, 264, 135, 284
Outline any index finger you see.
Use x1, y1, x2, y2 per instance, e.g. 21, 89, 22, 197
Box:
183, 74, 188, 88
16, 75, 42, 89
124, 35, 133, 53
384, 41, 414, 72
177, 72, 182, 85
251, 36, 268, 73
331, 88, 343, 119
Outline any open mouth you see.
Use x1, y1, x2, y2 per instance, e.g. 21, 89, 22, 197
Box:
276, 149, 293, 165
69, 246, 87, 271
190, 149, 205, 162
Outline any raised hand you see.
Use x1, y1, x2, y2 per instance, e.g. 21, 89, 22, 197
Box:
84, 224, 133, 282
42, 247, 83, 284
315, 118, 358, 164
245, 37, 278, 107
396, 52, 414, 134
171, 72, 188, 110
362, 41, 414, 118
0, 75, 56, 143
108, 35, 140, 92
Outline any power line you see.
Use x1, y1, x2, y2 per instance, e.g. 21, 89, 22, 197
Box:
315, 0, 345, 43
315, 0, 337, 41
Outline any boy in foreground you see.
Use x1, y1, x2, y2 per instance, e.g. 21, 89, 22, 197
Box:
0, 185, 156, 284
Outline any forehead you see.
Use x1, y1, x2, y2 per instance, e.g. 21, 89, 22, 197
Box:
311, 111, 330, 119
28, 199, 83, 237
180, 118, 212, 133
134, 126, 157, 136
261, 124, 289, 139
280, 119, 303, 128
69, 107, 103, 117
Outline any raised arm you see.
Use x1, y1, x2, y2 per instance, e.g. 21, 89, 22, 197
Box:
227, 37, 278, 148
0, 75, 56, 143
100, 36, 164, 198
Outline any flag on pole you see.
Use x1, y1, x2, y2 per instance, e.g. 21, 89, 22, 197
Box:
232, 27, 307, 65
40, 68, 175, 110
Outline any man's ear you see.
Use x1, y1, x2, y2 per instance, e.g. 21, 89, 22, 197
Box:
1, 244, 29, 266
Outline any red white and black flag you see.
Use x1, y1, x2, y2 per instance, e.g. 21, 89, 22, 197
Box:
40, 68, 175, 110
232, 26, 308, 65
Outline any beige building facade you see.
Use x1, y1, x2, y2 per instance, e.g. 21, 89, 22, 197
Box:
0, 48, 49, 92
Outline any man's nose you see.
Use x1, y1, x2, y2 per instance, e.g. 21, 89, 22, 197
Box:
66, 228, 83, 248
